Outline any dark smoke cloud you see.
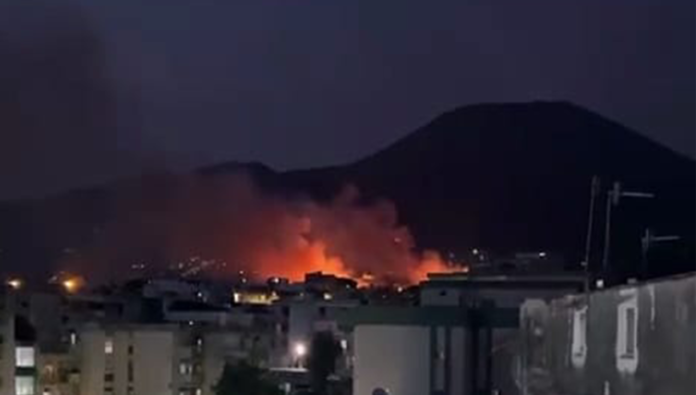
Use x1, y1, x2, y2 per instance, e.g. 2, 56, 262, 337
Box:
0, 1, 144, 199
58, 173, 448, 284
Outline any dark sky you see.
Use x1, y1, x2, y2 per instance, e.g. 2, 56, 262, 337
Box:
1, 0, 694, 199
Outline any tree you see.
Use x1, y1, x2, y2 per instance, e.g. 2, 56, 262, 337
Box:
307, 331, 342, 395
215, 361, 283, 395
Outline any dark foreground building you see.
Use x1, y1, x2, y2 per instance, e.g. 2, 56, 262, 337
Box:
519, 273, 695, 395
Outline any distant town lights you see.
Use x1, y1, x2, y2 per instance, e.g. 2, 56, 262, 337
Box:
62, 278, 80, 293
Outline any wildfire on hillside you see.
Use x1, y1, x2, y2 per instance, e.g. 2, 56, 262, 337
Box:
54, 173, 467, 286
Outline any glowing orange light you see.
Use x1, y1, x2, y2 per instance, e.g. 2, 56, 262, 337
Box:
61, 277, 84, 294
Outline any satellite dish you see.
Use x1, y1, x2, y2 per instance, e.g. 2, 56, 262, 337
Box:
372, 388, 389, 395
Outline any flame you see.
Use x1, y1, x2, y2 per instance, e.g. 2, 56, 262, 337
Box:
254, 238, 353, 282
406, 250, 468, 283
58, 173, 468, 287
253, 241, 462, 286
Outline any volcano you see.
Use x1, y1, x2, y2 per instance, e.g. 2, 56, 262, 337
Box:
1, 101, 694, 280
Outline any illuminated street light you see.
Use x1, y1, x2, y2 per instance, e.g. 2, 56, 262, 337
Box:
292, 341, 308, 369
293, 342, 307, 358
6, 278, 23, 290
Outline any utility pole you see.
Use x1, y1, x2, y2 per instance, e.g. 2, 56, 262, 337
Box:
583, 176, 600, 292
641, 229, 680, 278
601, 182, 655, 281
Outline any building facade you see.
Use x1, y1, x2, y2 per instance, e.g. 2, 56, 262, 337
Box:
345, 305, 518, 395
0, 295, 15, 395
519, 273, 696, 395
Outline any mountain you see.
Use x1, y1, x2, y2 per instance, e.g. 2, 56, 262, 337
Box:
1, 101, 693, 280
282, 101, 695, 277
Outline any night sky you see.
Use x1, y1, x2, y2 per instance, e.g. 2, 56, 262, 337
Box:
1, 0, 694, 199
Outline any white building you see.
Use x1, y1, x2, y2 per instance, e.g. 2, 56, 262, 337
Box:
76, 323, 271, 395
0, 299, 16, 395
420, 273, 583, 307
279, 299, 357, 368
345, 305, 519, 395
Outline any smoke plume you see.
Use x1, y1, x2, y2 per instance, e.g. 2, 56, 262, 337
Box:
62, 172, 452, 285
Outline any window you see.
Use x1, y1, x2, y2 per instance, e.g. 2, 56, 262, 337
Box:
571, 306, 587, 368
42, 364, 57, 381
105, 338, 114, 355
616, 289, 639, 374
16, 376, 35, 395
16, 346, 35, 368
179, 361, 193, 376
618, 305, 638, 359
128, 361, 134, 382
623, 307, 637, 357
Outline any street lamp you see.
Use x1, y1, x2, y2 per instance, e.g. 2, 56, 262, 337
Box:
6, 278, 23, 290
601, 182, 654, 279
293, 341, 307, 368
293, 342, 307, 358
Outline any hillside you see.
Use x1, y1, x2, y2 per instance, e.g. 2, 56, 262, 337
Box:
1, 101, 693, 280
286, 102, 695, 275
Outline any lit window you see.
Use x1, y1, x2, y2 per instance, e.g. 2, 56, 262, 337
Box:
16, 376, 35, 395
105, 338, 114, 355
16, 346, 35, 368
70, 332, 78, 346
179, 362, 193, 376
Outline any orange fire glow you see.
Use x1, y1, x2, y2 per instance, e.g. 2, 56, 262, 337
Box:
252, 237, 464, 286
59, 174, 469, 287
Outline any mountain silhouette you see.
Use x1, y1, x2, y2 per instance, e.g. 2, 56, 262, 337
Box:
1, 101, 693, 280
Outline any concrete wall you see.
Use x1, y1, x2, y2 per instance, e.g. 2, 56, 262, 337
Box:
79, 330, 107, 395
422, 286, 578, 308
0, 307, 14, 395
286, 300, 356, 367
77, 325, 256, 395
80, 327, 178, 395
354, 325, 430, 395
132, 331, 175, 395
519, 274, 696, 395
353, 324, 471, 395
